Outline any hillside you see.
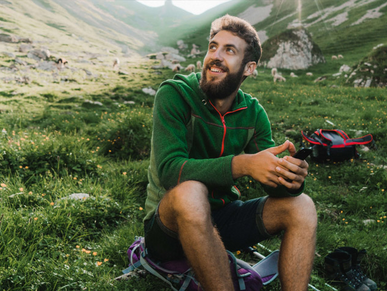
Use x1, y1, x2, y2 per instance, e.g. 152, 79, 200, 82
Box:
169, 0, 387, 72
0, 0, 193, 57
0, 1, 387, 290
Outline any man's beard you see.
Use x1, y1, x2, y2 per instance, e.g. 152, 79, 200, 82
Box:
200, 60, 244, 100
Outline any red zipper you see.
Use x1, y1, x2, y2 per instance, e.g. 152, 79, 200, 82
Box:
209, 100, 247, 157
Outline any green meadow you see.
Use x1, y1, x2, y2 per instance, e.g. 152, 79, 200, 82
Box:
0, 54, 386, 291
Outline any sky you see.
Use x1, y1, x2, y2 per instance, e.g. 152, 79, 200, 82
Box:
136, 0, 232, 15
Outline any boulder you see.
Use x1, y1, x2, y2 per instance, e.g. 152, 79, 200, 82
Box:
36, 61, 57, 71
19, 44, 33, 53
346, 45, 387, 88
0, 33, 18, 43
2, 51, 15, 58
27, 49, 51, 61
260, 27, 325, 70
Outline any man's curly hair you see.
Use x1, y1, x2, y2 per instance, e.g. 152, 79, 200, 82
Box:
209, 14, 262, 66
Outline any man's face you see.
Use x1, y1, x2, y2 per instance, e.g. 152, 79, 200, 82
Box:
200, 30, 248, 100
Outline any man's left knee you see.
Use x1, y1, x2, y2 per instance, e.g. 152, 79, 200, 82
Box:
290, 194, 317, 227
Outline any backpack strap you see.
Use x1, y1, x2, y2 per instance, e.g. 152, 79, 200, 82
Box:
345, 134, 373, 146
139, 254, 180, 291
252, 250, 279, 285
122, 260, 142, 274
301, 130, 325, 146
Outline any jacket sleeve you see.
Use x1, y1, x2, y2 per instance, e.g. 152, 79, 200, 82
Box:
152, 84, 235, 190
243, 103, 275, 154
243, 101, 305, 197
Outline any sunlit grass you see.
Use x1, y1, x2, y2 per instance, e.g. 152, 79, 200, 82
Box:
1, 57, 386, 291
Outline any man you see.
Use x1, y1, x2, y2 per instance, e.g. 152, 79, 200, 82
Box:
144, 14, 317, 291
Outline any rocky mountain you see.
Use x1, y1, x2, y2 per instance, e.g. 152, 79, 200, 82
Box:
170, 0, 387, 70
1, 0, 386, 90
260, 27, 325, 69
346, 44, 387, 88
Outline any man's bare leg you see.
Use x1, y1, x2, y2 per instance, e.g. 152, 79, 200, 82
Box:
158, 180, 234, 291
263, 194, 317, 291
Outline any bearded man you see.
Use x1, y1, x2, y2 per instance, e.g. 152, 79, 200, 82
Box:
143, 14, 317, 291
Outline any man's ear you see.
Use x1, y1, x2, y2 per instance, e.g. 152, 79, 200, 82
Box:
243, 61, 257, 77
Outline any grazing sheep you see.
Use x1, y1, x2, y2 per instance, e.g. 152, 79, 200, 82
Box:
331, 55, 337, 60
113, 57, 119, 70
172, 64, 182, 72
56, 58, 68, 70
57, 58, 68, 65
338, 54, 344, 59
196, 60, 202, 70
271, 68, 286, 82
306, 72, 313, 76
251, 69, 258, 79
189, 44, 200, 57
290, 72, 298, 78
185, 64, 195, 73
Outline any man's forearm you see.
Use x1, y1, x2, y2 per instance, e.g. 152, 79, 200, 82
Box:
231, 154, 253, 179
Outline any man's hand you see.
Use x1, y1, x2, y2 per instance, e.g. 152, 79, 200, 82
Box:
232, 140, 308, 189
275, 153, 309, 190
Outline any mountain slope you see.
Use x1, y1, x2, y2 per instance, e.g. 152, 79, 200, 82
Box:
166, 0, 387, 68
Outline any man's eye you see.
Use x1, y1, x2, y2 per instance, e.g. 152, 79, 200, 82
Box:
209, 45, 216, 50
227, 48, 235, 54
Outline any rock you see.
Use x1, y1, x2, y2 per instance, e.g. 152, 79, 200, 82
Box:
19, 37, 32, 43
19, 44, 32, 53
36, 61, 57, 71
83, 69, 93, 76
15, 58, 27, 66
364, 78, 373, 88
339, 64, 351, 73
165, 53, 186, 63
0, 33, 18, 43
261, 27, 325, 70
27, 48, 51, 61
2, 51, 15, 58
362, 219, 375, 225
84, 100, 103, 106
360, 146, 370, 152
142, 87, 156, 96
8, 192, 23, 198
15, 76, 31, 84
62, 193, 91, 200
314, 76, 327, 83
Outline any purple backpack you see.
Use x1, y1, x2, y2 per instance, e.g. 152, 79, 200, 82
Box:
119, 236, 279, 291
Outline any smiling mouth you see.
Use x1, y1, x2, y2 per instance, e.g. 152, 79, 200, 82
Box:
208, 65, 227, 74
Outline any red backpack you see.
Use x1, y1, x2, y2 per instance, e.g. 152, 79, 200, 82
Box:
301, 129, 374, 162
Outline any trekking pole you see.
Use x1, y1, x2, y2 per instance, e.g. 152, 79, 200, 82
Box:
255, 243, 338, 291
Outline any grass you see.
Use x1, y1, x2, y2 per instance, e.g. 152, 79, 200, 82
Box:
0, 56, 386, 290
0, 0, 386, 289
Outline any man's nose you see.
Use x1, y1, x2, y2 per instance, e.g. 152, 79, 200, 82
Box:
212, 48, 224, 61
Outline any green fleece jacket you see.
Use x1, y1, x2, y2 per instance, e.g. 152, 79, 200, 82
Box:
144, 72, 303, 221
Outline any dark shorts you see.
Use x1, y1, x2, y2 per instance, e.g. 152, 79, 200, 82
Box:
144, 196, 272, 262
